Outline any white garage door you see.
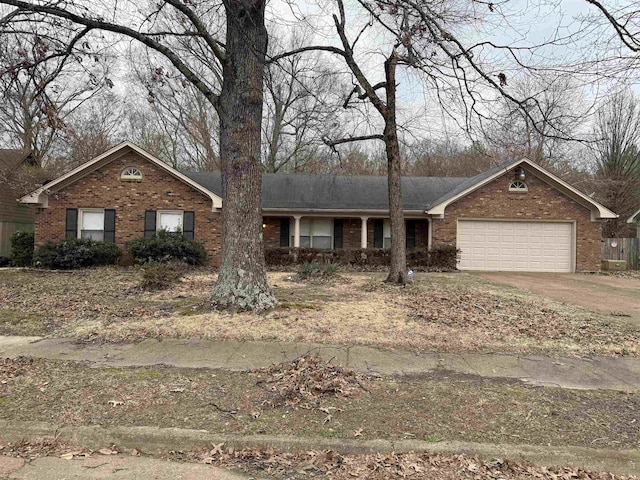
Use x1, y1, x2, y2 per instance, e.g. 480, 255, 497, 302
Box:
457, 220, 573, 272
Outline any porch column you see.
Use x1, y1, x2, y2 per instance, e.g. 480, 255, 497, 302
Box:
293, 215, 301, 248
360, 217, 368, 249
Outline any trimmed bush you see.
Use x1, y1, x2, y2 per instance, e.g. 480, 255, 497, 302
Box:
10, 230, 34, 267
33, 239, 121, 269
139, 261, 189, 291
0, 256, 10, 267
265, 245, 459, 271
126, 231, 206, 266
428, 244, 460, 270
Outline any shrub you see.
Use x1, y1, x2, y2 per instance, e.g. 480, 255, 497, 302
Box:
139, 261, 189, 291
10, 231, 34, 267
265, 245, 459, 271
0, 256, 10, 267
126, 231, 206, 265
33, 239, 121, 269
297, 262, 339, 280
428, 244, 460, 271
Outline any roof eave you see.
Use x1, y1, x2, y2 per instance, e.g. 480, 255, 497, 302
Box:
628, 208, 640, 223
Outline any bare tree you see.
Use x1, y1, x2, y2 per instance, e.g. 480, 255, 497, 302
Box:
263, 31, 340, 173
482, 74, 586, 170
590, 90, 640, 237
0, 23, 110, 164
127, 48, 220, 171
0, 0, 276, 311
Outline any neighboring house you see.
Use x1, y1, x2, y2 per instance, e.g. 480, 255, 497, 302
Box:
20, 142, 617, 272
628, 208, 640, 238
0, 149, 37, 257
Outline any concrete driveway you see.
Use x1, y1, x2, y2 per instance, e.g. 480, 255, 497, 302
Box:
477, 272, 640, 321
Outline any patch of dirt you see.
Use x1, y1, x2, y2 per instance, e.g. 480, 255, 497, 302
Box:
1, 358, 639, 450
478, 272, 640, 315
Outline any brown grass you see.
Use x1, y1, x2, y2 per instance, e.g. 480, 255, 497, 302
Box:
0, 267, 639, 356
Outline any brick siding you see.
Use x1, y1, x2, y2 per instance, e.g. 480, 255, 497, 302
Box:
431, 168, 601, 272
35, 151, 222, 266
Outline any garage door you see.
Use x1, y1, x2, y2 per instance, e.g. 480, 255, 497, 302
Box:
457, 220, 573, 272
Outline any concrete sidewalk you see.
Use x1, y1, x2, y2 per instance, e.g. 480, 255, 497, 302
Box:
0, 453, 253, 479
2, 335, 640, 391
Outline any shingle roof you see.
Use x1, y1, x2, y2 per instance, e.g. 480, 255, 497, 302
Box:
424, 162, 509, 209
0, 149, 32, 171
184, 172, 470, 211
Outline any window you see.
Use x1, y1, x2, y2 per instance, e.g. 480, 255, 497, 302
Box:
158, 211, 183, 233
144, 210, 195, 240
509, 180, 528, 192
290, 218, 334, 248
383, 221, 392, 248
69, 208, 115, 243
121, 167, 142, 181
80, 209, 105, 241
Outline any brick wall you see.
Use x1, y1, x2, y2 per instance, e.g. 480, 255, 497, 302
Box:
431, 168, 601, 272
35, 151, 222, 266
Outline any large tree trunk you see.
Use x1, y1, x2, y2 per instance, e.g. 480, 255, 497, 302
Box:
384, 53, 407, 284
210, 0, 276, 312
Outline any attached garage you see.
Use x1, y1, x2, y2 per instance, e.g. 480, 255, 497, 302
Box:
457, 220, 574, 272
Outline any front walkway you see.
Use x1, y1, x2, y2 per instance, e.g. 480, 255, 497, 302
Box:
2, 336, 639, 391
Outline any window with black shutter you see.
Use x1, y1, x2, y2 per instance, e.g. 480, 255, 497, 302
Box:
279, 218, 290, 247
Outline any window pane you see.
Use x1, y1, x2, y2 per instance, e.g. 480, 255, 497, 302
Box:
312, 219, 332, 237
81, 230, 104, 241
159, 212, 182, 232
313, 236, 331, 249
82, 211, 104, 230
383, 220, 391, 238
299, 219, 311, 236
383, 237, 391, 249
299, 236, 310, 248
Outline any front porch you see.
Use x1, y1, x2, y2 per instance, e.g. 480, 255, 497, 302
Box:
263, 215, 430, 250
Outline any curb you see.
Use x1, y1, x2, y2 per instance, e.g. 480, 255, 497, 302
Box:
1, 420, 639, 476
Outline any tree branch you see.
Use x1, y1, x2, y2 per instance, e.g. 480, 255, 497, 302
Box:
0, 0, 221, 111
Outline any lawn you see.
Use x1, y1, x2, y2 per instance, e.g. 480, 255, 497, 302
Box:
0, 266, 638, 356
1, 356, 638, 450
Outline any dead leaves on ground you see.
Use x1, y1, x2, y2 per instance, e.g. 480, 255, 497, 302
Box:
254, 354, 369, 410
188, 446, 637, 480
398, 288, 640, 354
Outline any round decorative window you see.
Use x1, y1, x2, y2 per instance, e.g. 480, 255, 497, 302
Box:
509, 180, 527, 192
121, 167, 142, 181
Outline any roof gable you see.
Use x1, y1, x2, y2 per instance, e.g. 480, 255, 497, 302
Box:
20, 142, 222, 209
628, 208, 640, 224
425, 158, 618, 220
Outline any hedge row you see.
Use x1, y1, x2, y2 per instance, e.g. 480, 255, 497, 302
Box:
8, 231, 206, 270
265, 245, 460, 271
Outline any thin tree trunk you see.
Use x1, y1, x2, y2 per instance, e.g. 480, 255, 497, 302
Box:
384, 52, 407, 284
210, 0, 276, 311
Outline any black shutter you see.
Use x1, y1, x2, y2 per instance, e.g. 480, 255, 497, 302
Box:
104, 209, 116, 243
279, 218, 290, 247
373, 219, 383, 248
333, 219, 344, 249
144, 210, 157, 238
65, 209, 78, 239
183, 211, 195, 240
406, 220, 416, 250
